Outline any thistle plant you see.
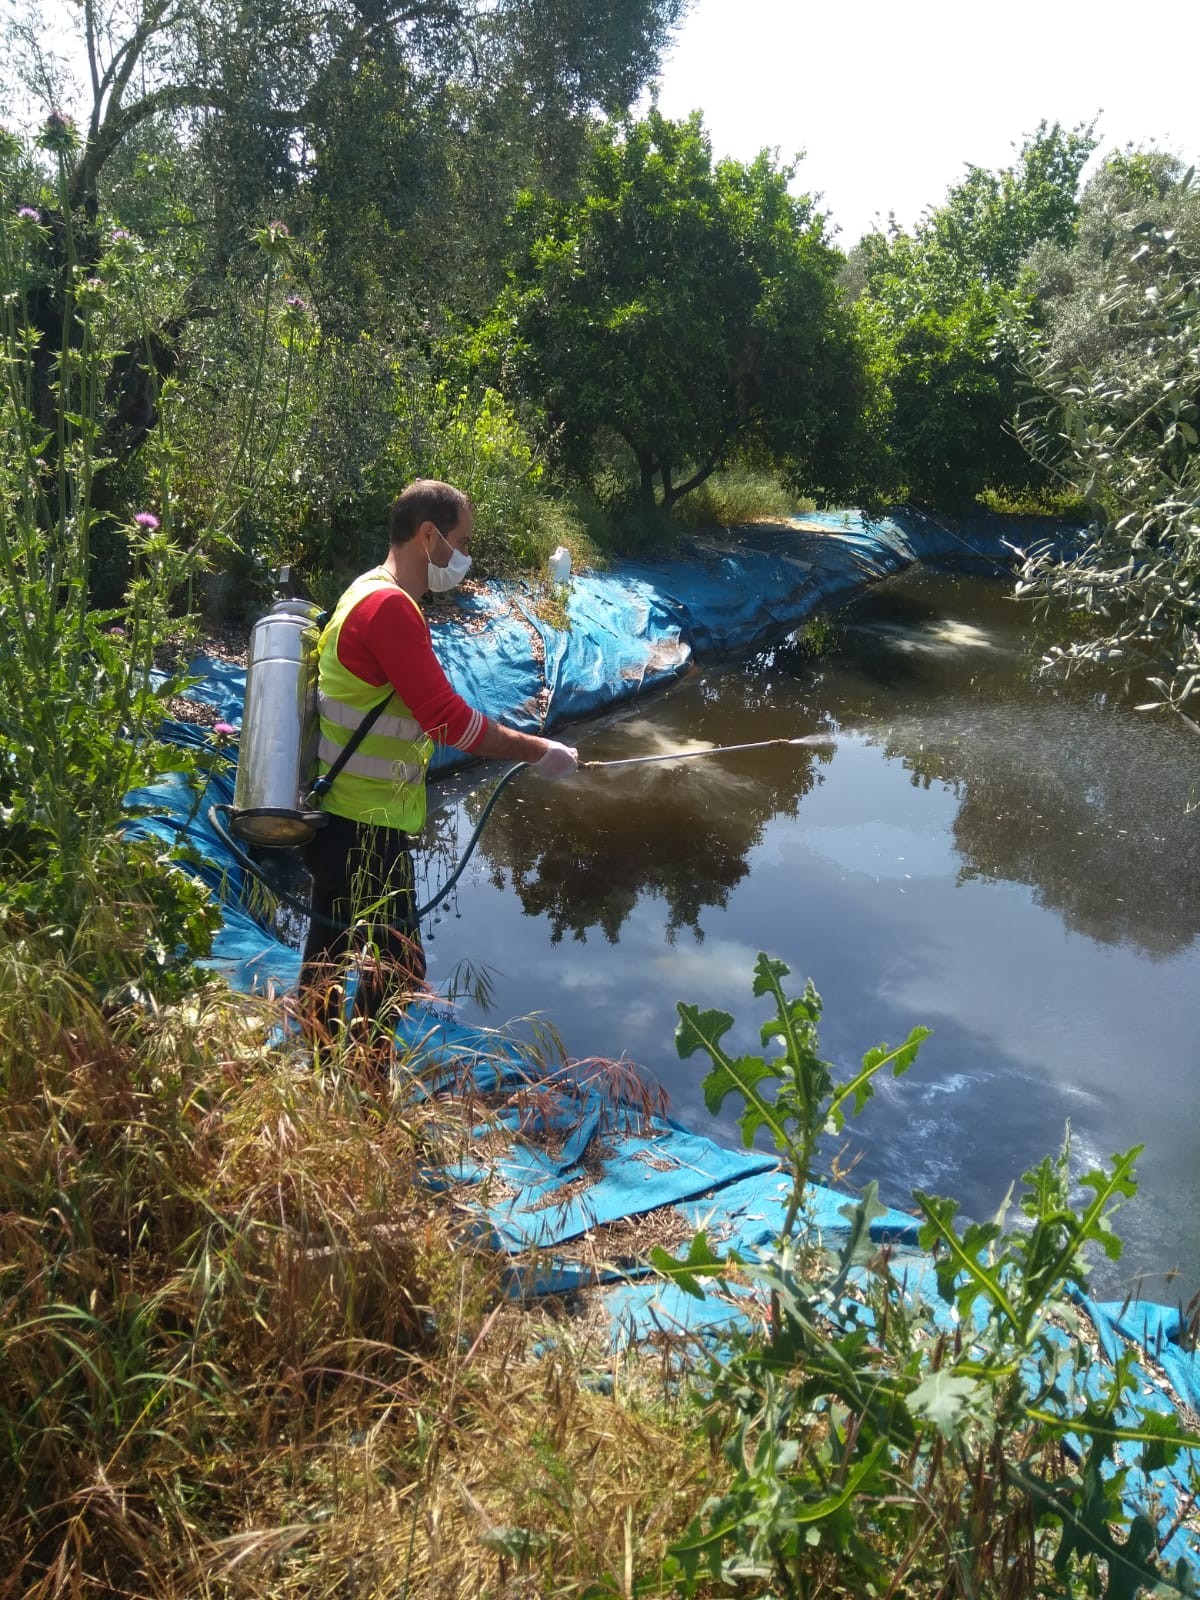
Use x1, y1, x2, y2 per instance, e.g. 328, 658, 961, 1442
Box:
654, 957, 1200, 1600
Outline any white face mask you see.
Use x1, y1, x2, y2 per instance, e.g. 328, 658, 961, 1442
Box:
426, 527, 472, 594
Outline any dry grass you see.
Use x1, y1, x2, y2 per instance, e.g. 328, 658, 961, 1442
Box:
0, 952, 728, 1600
4, 951, 1194, 1599
207, 1305, 720, 1600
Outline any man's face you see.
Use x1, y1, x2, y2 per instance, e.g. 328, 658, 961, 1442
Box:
425, 508, 474, 567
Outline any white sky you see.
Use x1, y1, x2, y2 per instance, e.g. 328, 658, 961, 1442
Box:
649, 0, 1200, 245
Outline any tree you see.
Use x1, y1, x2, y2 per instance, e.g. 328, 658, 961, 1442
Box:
478, 110, 885, 513
2, 0, 687, 362
2, 0, 686, 567
850, 121, 1097, 507
1013, 156, 1200, 714
7, 0, 683, 216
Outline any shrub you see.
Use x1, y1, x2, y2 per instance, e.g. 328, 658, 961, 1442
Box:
0, 126, 297, 996
293, 367, 603, 593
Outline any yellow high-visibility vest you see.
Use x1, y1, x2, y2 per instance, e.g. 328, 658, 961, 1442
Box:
314, 569, 434, 831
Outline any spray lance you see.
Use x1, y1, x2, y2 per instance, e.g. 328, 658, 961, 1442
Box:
208, 572, 834, 926
579, 734, 834, 770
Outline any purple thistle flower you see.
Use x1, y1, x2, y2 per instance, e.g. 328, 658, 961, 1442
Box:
285, 294, 307, 311
133, 510, 160, 530
17, 205, 39, 222
110, 228, 132, 242
38, 108, 78, 152
213, 721, 236, 736
108, 624, 126, 636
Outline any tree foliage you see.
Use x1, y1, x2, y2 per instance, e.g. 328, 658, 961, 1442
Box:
2, 0, 688, 588
477, 110, 885, 512
851, 121, 1097, 506
8, 0, 684, 290
1014, 155, 1200, 713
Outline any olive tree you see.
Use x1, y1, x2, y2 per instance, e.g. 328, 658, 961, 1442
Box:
1014, 155, 1200, 715
6, 0, 684, 218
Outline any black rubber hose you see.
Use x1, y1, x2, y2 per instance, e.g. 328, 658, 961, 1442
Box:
207, 762, 525, 929
417, 762, 526, 916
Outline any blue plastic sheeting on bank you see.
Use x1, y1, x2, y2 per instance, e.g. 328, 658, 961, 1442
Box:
440, 1119, 777, 1258
177, 512, 1081, 768
170, 658, 248, 726
428, 587, 549, 771
603, 1281, 764, 1350
1088, 1300, 1200, 1423
518, 574, 692, 721
390, 1008, 921, 1294
123, 721, 302, 996
1065, 1296, 1200, 1573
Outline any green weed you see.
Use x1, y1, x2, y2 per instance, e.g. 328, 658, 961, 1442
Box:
655, 955, 1200, 1599
0, 129, 301, 1000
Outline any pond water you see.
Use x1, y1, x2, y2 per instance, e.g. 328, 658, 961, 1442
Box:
417, 567, 1200, 1301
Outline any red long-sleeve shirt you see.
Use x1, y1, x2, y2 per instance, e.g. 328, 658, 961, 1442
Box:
336, 585, 488, 752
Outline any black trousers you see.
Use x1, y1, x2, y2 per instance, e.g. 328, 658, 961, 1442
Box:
299, 814, 427, 1038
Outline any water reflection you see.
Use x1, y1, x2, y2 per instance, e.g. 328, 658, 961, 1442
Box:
765, 583, 1200, 958
473, 697, 837, 943
468, 575, 1199, 959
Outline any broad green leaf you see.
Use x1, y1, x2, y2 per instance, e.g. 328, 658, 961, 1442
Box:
675, 1003, 734, 1061
914, 1190, 1021, 1331
676, 1000, 790, 1151
751, 951, 792, 996
827, 1182, 887, 1299
479, 1525, 550, 1558
908, 1369, 982, 1441
789, 1440, 888, 1524
648, 1230, 732, 1299
828, 1024, 931, 1127
1025, 1404, 1199, 1470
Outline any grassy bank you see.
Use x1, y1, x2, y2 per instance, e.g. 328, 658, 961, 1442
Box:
0, 974, 727, 1598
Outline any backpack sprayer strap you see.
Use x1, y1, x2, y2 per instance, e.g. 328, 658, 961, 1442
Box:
304, 690, 394, 809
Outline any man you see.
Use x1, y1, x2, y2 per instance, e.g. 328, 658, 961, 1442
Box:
298, 477, 577, 1044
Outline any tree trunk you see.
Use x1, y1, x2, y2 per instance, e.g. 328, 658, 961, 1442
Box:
638, 451, 657, 512
663, 452, 723, 511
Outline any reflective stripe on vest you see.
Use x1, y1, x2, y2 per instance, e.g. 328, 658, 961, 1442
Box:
313, 569, 434, 831
316, 734, 426, 786
317, 694, 423, 743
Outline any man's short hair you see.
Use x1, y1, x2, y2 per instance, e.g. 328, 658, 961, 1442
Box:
389, 479, 471, 546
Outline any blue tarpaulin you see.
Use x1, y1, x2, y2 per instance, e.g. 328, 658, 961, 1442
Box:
133, 509, 1197, 1578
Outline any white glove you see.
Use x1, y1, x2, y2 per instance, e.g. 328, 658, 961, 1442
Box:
531, 740, 579, 779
